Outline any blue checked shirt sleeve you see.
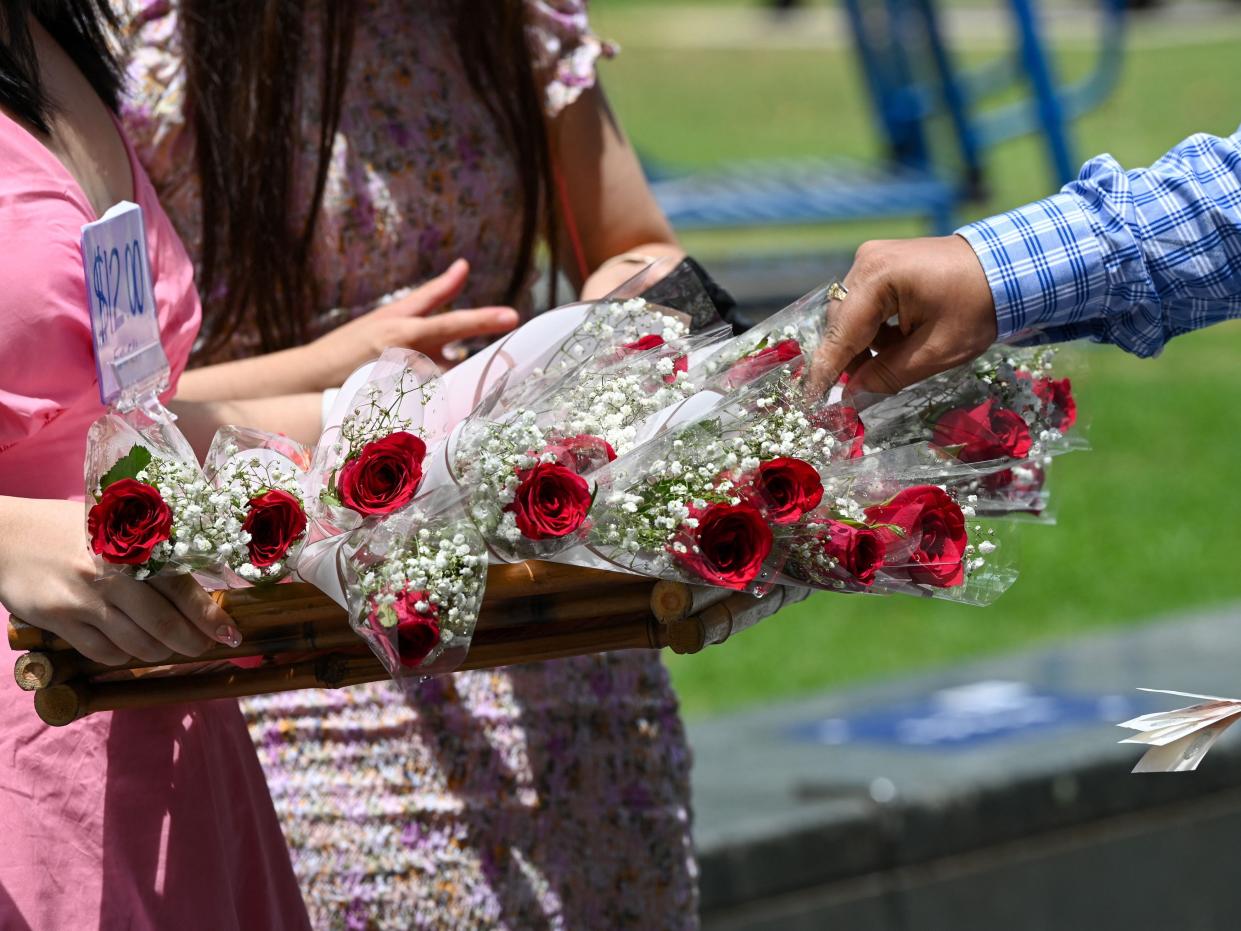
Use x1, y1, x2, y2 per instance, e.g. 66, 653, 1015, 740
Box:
956, 126, 1241, 357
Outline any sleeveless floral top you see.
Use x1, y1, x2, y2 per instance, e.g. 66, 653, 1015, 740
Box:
118, 0, 615, 357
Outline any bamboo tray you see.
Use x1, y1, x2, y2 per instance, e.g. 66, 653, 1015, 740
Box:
9, 561, 807, 726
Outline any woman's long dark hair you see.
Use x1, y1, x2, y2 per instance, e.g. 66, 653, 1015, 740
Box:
0, 0, 122, 132
182, 1, 558, 361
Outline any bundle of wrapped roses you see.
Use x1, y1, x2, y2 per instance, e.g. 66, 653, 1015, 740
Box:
76, 280, 1082, 684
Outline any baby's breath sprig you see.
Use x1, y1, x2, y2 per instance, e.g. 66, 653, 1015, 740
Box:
355, 517, 487, 670
212, 444, 307, 582
127, 453, 230, 580
335, 368, 431, 461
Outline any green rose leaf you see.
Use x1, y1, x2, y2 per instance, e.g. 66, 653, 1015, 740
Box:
99, 445, 153, 493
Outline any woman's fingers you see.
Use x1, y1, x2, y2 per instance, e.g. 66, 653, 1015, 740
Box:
399, 306, 519, 350
149, 574, 241, 648
376, 258, 472, 320
84, 605, 169, 664
54, 615, 133, 666
102, 577, 216, 658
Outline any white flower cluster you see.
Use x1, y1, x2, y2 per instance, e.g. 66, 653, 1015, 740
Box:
557, 350, 697, 455
130, 454, 234, 581
457, 411, 549, 546
333, 369, 427, 462
598, 388, 834, 563
357, 520, 487, 663
962, 521, 1001, 577
534, 298, 689, 382
971, 347, 1066, 455
214, 445, 307, 582
786, 535, 846, 587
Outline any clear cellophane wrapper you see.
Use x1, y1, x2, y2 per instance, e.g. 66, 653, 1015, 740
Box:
294, 487, 486, 678
381, 310, 730, 564
202, 426, 313, 584
690, 282, 835, 387
486, 297, 699, 417
849, 345, 1085, 520
565, 365, 853, 595
777, 443, 1020, 606
85, 410, 225, 579
382, 266, 702, 427
692, 283, 1083, 523
505, 320, 732, 456
312, 348, 507, 535
432, 408, 617, 563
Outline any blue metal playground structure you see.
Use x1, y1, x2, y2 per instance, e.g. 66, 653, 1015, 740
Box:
648, 0, 1127, 236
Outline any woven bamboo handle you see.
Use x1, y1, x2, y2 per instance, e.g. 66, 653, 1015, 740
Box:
12, 623, 364, 692
8, 561, 647, 653
659, 585, 811, 655
32, 611, 664, 726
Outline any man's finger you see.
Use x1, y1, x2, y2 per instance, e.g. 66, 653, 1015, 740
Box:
401, 306, 520, 347
848, 324, 947, 395
806, 284, 887, 396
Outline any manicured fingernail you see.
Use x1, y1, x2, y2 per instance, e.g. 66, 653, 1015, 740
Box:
215, 625, 242, 648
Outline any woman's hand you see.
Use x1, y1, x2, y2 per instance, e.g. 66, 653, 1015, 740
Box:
176, 258, 520, 402
304, 258, 519, 385
0, 497, 241, 666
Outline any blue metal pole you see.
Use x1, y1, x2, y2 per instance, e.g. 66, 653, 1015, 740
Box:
1009, 0, 1077, 186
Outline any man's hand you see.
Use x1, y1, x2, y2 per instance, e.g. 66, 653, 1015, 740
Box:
807, 236, 999, 396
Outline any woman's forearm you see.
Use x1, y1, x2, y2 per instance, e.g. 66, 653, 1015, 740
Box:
169, 393, 323, 458
177, 345, 320, 402
579, 242, 685, 301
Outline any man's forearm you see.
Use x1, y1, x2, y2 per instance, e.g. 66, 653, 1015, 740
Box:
958, 125, 1241, 357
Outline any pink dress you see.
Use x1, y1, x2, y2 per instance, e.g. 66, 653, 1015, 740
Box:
121, 2, 699, 929
0, 112, 310, 929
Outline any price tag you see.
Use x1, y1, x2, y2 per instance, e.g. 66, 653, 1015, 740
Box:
82, 202, 170, 411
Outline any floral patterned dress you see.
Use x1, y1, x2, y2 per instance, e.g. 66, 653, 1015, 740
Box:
119, 2, 698, 928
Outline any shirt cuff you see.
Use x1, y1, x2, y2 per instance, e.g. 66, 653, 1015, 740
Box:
956, 192, 1108, 342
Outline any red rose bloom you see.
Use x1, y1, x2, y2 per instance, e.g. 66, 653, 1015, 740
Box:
741, 457, 824, 525
811, 518, 885, 586
506, 462, 593, 539
368, 589, 441, 669
865, 485, 967, 587
242, 489, 308, 569
812, 404, 866, 459
88, 478, 173, 565
933, 399, 1032, 464
621, 334, 666, 353
723, 338, 804, 387
337, 431, 427, 516
673, 502, 773, 589
545, 434, 617, 475
620, 334, 686, 384
1032, 376, 1076, 431
981, 463, 1046, 515
666, 353, 689, 384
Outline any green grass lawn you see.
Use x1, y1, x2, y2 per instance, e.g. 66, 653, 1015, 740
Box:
590, 11, 1241, 716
